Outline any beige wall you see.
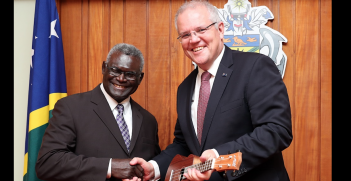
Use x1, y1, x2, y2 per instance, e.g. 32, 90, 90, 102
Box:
14, 0, 35, 181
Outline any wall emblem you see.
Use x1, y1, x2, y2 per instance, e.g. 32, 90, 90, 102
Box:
216, 0, 288, 78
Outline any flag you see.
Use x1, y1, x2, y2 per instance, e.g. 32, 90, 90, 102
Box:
23, 0, 67, 180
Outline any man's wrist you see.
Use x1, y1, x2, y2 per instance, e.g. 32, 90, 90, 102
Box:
148, 160, 160, 181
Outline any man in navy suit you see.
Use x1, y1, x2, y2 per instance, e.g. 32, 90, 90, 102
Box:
36, 43, 161, 181
130, 1, 292, 181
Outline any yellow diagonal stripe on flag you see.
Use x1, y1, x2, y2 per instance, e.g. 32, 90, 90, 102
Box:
28, 93, 67, 132
49, 93, 67, 110
29, 105, 49, 132
23, 153, 28, 176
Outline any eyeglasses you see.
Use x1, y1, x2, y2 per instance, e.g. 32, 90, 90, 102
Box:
105, 64, 139, 80
177, 22, 217, 43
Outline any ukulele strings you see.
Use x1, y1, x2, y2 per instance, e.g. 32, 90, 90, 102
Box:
171, 159, 213, 173
169, 160, 213, 181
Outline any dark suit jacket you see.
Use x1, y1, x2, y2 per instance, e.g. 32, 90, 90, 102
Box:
36, 84, 161, 181
153, 45, 292, 181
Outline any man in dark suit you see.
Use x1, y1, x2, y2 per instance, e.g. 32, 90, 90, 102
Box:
129, 1, 292, 181
35, 43, 161, 181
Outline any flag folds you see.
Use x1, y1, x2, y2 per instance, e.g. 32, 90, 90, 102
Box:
23, 0, 67, 180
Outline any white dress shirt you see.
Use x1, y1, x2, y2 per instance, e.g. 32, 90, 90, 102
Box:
150, 46, 225, 180
100, 83, 133, 178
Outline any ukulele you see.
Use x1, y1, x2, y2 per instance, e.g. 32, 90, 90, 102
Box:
165, 152, 242, 181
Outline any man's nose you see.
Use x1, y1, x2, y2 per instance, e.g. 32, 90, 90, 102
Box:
116, 73, 127, 81
189, 31, 200, 42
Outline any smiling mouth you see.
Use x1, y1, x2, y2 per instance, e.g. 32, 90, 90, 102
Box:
192, 47, 204, 52
113, 83, 125, 89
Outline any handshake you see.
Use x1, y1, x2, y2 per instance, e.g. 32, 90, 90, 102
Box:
111, 157, 154, 181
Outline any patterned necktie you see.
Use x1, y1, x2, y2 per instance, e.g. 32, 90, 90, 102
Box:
197, 71, 211, 145
116, 104, 131, 152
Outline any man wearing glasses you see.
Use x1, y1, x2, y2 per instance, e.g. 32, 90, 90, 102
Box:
129, 0, 292, 181
35, 43, 161, 181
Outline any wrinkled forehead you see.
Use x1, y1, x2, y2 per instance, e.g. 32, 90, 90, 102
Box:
108, 52, 141, 70
176, 6, 211, 33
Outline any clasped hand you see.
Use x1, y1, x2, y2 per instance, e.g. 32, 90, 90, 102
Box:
111, 158, 144, 181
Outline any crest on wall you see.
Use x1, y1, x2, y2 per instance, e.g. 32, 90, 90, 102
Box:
216, 0, 288, 78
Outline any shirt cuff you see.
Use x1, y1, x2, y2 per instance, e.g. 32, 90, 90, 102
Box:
148, 160, 160, 181
211, 149, 219, 158
107, 158, 112, 178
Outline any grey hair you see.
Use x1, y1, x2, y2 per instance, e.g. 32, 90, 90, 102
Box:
106, 43, 144, 72
174, 0, 221, 32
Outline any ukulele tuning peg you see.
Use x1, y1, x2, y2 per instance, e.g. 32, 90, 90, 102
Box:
227, 151, 231, 154
231, 171, 237, 177
236, 149, 241, 153
223, 172, 228, 180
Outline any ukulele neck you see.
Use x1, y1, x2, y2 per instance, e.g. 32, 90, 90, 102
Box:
185, 159, 214, 173
171, 159, 214, 181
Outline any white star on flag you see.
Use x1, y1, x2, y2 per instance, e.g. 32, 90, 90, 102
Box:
31, 49, 34, 68
31, 37, 37, 68
49, 19, 59, 38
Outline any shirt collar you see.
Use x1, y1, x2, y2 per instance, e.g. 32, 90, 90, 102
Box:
197, 45, 225, 76
100, 83, 131, 111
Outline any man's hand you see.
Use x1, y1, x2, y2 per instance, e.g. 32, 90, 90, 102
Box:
184, 168, 212, 181
122, 177, 141, 181
183, 149, 217, 181
128, 157, 155, 181
111, 158, 144, 180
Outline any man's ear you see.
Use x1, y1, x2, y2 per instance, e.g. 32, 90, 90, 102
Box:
102, 61, 106, 74
218, 21, 225, 39
138, 72, 144, 84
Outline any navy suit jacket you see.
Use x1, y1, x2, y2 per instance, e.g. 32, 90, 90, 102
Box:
36, 84, 161, 181
153, 45, 292, 181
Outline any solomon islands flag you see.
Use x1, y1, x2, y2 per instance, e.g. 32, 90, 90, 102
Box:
23, 0, 67, 180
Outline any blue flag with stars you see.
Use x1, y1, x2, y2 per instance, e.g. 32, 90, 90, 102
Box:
23, 0, 67, 180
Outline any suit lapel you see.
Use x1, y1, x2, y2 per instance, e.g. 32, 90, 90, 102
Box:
128, 98, 142, 153
179, 69, 202, 155
91, 85, 130, 154
200, 46, 234, 150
